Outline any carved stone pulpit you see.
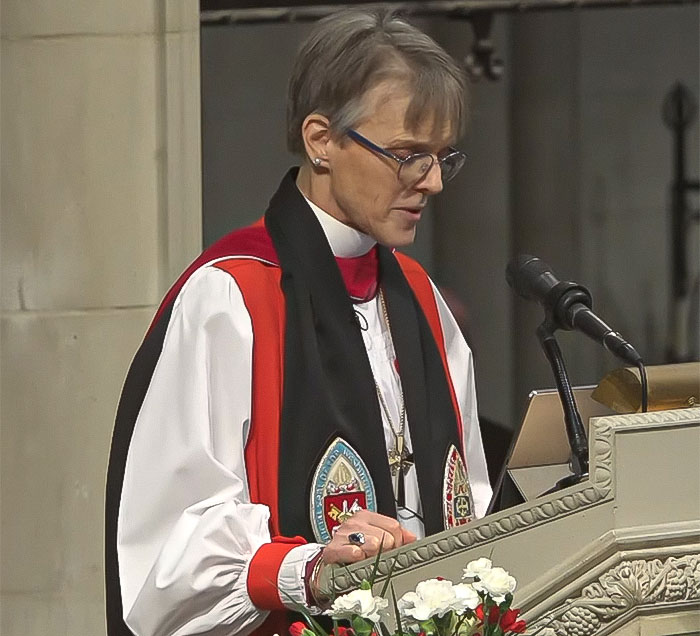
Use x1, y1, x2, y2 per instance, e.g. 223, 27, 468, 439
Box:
323, 408, 700, 636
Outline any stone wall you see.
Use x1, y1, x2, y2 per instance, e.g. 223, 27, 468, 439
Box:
0, 3, 202, 634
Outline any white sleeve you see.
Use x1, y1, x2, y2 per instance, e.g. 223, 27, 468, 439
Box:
431, 282, 493, 520
117, 265, 321, 636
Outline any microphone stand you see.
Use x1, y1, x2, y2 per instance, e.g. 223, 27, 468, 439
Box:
536, 319, 589, 492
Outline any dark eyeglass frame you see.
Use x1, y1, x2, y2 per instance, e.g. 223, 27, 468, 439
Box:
346, 128, 466, 186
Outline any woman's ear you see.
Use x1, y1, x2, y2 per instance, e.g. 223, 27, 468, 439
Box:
301, 112, 331, 166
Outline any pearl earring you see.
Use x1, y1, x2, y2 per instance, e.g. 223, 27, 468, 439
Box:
313, 158, 322, 166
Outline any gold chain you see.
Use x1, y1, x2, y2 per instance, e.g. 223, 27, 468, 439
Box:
376, 289, 412, 477
374, 377, 405, 442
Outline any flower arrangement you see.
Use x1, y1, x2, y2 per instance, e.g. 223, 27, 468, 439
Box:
289, 557, 526, 636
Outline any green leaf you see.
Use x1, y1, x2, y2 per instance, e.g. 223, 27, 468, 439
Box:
486, 621, 505, 636
379, 557, 399, 598
434, 612, 455, 636
368, 538, 385, 586
361, 580, 372, 591
390, 584, 405, 636
418, 619, 434, 631
351, 616, 374, 636
453, 611, 475, 636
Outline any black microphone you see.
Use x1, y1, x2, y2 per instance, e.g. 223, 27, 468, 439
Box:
506, 255, 642, 366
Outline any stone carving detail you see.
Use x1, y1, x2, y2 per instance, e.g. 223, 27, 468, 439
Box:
526, 554, 700, 636
331, 418, 618, 589
328, 408, 699, 591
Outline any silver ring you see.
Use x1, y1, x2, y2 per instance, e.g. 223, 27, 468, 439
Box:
348, 531, 366, 546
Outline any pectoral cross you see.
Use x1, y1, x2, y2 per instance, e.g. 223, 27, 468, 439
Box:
388, 436, 414, 507
388, 439, 413, 476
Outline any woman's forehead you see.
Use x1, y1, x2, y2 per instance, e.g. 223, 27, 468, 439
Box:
357, 81, 457, 146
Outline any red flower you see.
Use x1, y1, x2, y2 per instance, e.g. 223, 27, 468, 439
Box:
290, 622, 307, 636
290, 622, 309, 636
332, 627, 354, 636
474, 604, 499, 625
500, 608, 527, 634
475, 604, 526, 633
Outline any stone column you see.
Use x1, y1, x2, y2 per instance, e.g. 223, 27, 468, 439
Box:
0, 2, 201, 634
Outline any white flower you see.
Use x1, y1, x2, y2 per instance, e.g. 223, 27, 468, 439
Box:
398, 578, 471, 622
472, 566, 516, 603
462, 557, 493, 581
324, 588, 389, 623
453, 583, 480, 611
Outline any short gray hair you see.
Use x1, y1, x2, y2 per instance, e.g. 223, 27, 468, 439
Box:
286, 9, 468, 155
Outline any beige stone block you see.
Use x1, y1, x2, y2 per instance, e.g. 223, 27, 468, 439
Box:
165, 0, 201, 34
0, 308, 153, 605
1, 36, 162, 311
163, 30, 202, 289
1, 0, 157, 38
1, 594, 105, 636
1, 0, 200, 38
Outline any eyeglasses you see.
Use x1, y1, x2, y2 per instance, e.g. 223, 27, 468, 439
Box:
346, 129, 466, 188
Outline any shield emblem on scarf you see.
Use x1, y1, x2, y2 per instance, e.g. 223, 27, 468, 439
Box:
443, 444, 474, 528
310, 437, 376, 543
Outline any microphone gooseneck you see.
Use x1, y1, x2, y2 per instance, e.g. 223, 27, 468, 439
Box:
505, 254, 650, 495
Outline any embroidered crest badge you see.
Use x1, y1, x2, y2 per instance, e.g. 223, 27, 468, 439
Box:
310, 437, 377, 543
443, 444, 474, 528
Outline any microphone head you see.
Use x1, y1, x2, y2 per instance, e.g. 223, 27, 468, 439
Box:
506, 255, 558, 302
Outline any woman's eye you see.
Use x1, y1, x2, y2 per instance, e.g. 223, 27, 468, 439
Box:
390, 149, 416, 160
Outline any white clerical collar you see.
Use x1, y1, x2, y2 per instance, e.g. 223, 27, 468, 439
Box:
304, 195, 376, 258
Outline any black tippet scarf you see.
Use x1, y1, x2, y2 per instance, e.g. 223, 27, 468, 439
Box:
267, 170, 463, 539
